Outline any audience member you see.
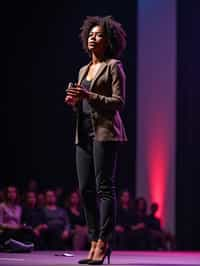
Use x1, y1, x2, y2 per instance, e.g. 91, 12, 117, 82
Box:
42, 189, 71, 250
66, 190, 88, 250
114, 190, 134, 250
21, 191, 47, 249
129, 197, 149, 250
147, 203, 176, 250
146, 202, 165, 249
0, 186, 33, 252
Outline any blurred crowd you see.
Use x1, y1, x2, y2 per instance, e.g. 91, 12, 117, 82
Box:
0, 179, 176, 252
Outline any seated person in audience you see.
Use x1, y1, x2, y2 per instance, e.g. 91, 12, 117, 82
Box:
147, 203, 176, 250
66, 190, 88, 250
21, 191, 47, 249
0, 185, 33, 251
146, 202, 165, 249
114, 190, 134, 250
147, 203, 161, 230
43, 189, 71, 250
0, 186, 22, 240
129, 197, 149, 250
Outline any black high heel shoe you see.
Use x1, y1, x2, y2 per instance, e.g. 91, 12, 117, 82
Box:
88, 240, 112, 265
78, 241, 97, 264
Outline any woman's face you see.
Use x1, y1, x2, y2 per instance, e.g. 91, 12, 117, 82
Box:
45, 191, 57, 205
26, 192, 36, 207
87, 25, 108, 55
7, 186, 17, 202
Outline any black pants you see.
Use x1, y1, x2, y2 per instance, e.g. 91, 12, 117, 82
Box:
76, 138, 118, 242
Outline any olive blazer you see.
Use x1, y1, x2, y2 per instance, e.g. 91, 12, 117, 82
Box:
75, 58, 127, 144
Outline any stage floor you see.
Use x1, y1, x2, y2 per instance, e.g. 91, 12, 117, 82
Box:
0, 251, 200, 266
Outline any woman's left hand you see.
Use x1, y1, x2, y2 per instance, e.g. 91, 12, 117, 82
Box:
67, 85, 89, 100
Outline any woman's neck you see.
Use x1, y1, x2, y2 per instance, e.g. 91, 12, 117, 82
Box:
91, 52, 105, 64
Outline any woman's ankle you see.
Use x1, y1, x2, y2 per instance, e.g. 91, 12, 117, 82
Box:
87, 241, 97, 259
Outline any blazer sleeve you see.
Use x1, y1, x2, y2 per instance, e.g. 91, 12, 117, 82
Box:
88, 61, 126, 112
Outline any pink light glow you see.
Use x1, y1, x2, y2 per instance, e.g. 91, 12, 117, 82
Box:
146, 111, 169, 224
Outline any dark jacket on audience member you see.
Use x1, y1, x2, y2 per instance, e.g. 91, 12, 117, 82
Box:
116, 206, 134, 230
67, 208, 86, 229
146, 214, 161, 231
43, 207, 70, 232
21, 207, 46, 228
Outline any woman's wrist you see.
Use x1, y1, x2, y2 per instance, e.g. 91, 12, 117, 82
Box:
86, 91, 91, 100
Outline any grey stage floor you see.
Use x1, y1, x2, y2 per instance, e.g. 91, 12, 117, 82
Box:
0, 251, 200, 266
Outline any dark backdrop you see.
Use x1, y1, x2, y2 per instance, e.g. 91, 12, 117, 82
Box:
1, 0, 137, 195
176, 0, 200, 250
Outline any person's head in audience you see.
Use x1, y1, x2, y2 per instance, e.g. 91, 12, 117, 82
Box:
25, 191, 37, 208
150, 202, 159, 216
135, 197, 147, 216
68, 190, 81, 209
27, 178, 39, 193
37, 192, 45, 208
119, 190, 132, 209
4, 185, 19, 205
45, 190, 57, 207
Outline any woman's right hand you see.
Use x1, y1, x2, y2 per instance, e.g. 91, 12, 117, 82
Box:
64, 82, 79, 106
64, 95, 78, 106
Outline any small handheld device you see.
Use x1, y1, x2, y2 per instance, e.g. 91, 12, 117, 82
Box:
65, 82, 75, 92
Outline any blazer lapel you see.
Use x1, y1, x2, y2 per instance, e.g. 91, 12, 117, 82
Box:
89, 62, 107, 90
78, 61, 107, 90
78, 64, 90, 85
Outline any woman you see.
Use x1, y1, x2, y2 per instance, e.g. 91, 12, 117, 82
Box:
65, 16, 127, 264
